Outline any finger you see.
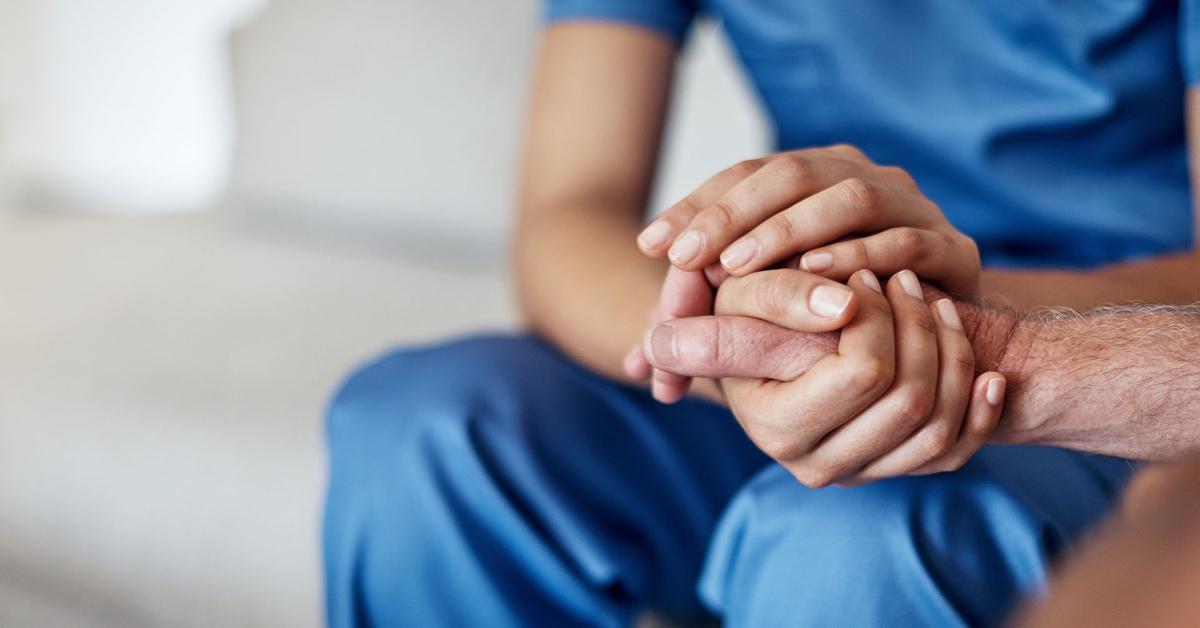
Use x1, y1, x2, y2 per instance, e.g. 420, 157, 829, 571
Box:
803, 270, 940, 482
703, 263, 730, 288
722, 177, 923, 276
821, 143, 872, 164
643, 315, 837, 381
651, 368, 690, 404
667, 155, 859, 271
657, 266, 714, 318
908, 373, 1005, 476
638, 159, 764, 256
648, 266, 714, 403
747, 270, 894, 485
797, 228, 979, 299
714, 269, 858, 332
623, 344, 652, 381
846, 297, 975, 482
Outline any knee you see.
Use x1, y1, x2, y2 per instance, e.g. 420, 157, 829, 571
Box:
702, 466, 1046, 625
720, 465, 1043, 571
325, 333, 561, 465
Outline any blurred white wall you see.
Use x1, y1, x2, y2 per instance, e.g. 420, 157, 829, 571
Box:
1, 0, 767, 245
0, 0, 265, 214
227, 0, 769, 259
0, 4, 770, 626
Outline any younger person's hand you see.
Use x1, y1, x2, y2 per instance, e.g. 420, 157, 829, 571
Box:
636, 145, 981, 299
642, 269, 1006, 485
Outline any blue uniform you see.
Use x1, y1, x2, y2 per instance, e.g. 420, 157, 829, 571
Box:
325, 2, 1193, 626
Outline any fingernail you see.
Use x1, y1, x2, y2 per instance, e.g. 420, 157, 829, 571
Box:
650, 324, 678, 367
809, 284, 854, 318
801, 252, 833, 272
668, 231, 704, 265
898, 270, 922, 299
858, 269, 882, 293
637, 221, 671, 250
721, 238, 759, 271
986, 378, 1006, 406
934, 299, 962, 331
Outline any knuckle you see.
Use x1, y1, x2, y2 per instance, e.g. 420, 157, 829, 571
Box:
793, 464, 837, 489
840, 177, 879, 212
671, 196, 703, 223
947, 343, 975, 373
828, 143, 865, 159
755, 272, 797, 321
710, 316, 738, 370
879, 165, 916, 187
688, 318, 722, 369
772, 154, 814, 183
930, 455, 967, 475
847, 355, 895, 398
893, 390, 936, 427
912, 310, 941, 337
696, 199, 739, 232
917, 425, 957, 461
956, 232, 982, 266
729, 159, 762, 178
755, 431, 806, 462
891, 227, 926, 254
840, 239, 871, 268
764, 213, 799, 247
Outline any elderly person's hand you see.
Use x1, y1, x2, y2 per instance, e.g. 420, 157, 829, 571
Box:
641, 269, 1007, 486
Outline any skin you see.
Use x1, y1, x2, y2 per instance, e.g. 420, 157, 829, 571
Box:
643, 279, 1200, 467
638, 94, 1200, 311
648, 269, 1007, 486
1017, 460, 1200, 627
516, 22, 1200, 483
514, 23, 676, 382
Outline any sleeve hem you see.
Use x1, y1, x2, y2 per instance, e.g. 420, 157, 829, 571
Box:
544, 1, 695, 43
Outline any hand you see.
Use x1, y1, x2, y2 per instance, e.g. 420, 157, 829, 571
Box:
643, 269, 1007, 485
636, 145, 981, 299
622, 265, 717, 403
624, 261, 857, 402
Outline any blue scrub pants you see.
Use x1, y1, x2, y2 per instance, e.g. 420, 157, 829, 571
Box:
323, 334, 1131, 627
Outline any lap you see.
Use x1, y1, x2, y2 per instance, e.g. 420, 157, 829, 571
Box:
325, 333, 769, 621
700, 446, 1133, 627
326, 333, 1133, 626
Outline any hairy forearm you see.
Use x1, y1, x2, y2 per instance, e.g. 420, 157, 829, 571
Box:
514, 206, 664, 379
962, 300, 1200, 461
981, 252, 1200, 310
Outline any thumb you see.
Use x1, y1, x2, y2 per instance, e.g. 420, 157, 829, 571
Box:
643, 315, 837, 381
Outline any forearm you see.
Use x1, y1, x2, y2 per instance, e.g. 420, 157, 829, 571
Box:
514, 206, 663, 379
961, 301, 1200, 461
981, 252, 1200, 310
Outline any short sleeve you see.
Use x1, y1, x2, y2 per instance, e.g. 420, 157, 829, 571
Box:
544, 0, 700, 43
1183, 0, 1200, 83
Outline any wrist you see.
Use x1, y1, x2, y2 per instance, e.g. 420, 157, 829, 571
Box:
954, 300, 1052, 444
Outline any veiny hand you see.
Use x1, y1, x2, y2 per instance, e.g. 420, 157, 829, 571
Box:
624, 261, 857, 402
636, 145, 981, 299
643, 268, 1006, 486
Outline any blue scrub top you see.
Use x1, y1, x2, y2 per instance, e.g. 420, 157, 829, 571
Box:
546, 0, 1198, 269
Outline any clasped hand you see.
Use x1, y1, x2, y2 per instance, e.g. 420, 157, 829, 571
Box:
625, 145, 1005, 486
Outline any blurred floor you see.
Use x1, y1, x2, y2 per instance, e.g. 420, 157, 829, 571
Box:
0, 209, 514, 627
